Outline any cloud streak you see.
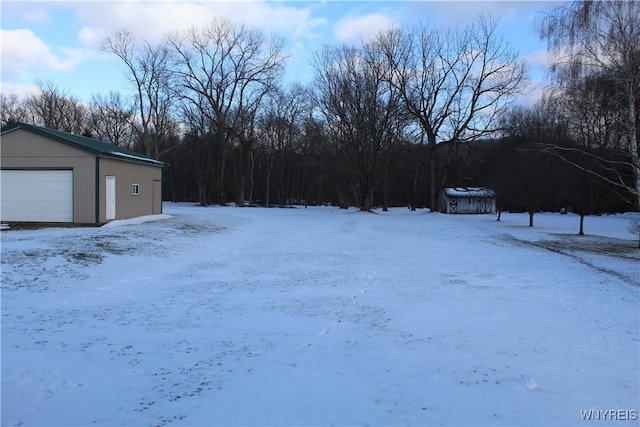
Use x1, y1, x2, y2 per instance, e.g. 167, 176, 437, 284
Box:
0, 1, 554, 104
71, 1, 326, 47
333, 13, 395, 44
1, 1, 328, 98
1, 29, 81, 80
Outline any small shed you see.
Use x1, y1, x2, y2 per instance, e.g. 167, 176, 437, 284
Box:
440, 187, 496, 214
1, 122, 166, 224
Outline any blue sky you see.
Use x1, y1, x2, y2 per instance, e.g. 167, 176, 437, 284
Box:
1, 1, 562, 105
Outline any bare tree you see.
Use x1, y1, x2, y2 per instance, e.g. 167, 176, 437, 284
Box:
258, 83, 309, 207
166, 18, 286, 206
376, 15, 527, 211
500, 99, 568, 227
561, 73, 627, 152
313, 43, 405, 211
179, 104, 216, 206
0, 93, 29, 127
25, 80, 87, 134
537, 0, 640, 210
545, 74, 636, 209
102, 30, 176, 158
87, 91, 135, 148
228, 104, 261, 206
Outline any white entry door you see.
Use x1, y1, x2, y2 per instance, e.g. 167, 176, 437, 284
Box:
106, 176, 116, 220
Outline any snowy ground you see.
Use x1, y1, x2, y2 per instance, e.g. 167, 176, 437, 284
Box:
1, 204, 638, 427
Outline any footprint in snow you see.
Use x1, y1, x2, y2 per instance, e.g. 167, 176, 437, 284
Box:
38, 386, 53, 399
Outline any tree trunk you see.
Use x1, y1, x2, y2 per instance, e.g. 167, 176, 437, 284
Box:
361, 192, 374, 212
198, 175, 208, 207
382, 167, 389, 212
528, 209, 534, 227
215, 132, 227, 205
410, 145, 423, 211
627, 81, 640, 212
248, 147, 256, 206
235, 142, 246, 206
198, 138, 211, 206
411, 163, 419, 211
429, 141, 437, 212
438, 142, 456, 209
265, 167, 272, 208
359, 171, 374, 212
338, 190, 350, 209
218, 153, 226, 204
578, 213, 585, 235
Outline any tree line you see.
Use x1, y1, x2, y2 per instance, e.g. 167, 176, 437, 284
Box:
2, 1, 638, 219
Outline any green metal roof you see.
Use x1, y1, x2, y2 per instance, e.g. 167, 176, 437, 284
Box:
1, 122, 166, 167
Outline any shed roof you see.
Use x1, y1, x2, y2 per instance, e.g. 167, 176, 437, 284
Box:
1, 122, 166, 167
444, 187, 495, 198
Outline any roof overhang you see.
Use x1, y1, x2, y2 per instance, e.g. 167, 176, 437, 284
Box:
444, 187, 495, 198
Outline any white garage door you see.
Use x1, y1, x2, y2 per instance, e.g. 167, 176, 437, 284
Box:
1, 170, 73, 222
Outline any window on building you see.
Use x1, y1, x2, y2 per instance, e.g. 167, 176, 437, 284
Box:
132, 183, 140, 196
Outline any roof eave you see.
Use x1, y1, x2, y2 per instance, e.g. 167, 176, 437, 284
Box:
2, 122, 166, 166
98, 154, 168, 167
2, 122, 104, 156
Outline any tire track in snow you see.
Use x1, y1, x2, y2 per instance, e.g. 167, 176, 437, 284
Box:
500, 234, 639, 287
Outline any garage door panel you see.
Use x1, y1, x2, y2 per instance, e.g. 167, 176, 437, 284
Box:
1, 170, 73, 222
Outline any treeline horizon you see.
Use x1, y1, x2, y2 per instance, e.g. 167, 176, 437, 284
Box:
2, 1, 638, 219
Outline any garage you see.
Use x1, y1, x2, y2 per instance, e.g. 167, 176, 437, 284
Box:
1, 122, 166, 224
1, 169, 73, 222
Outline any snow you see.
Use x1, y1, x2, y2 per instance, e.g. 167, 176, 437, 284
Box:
1, 204, 638, 426
444, 187, 495, 197
101, 214, 173, 228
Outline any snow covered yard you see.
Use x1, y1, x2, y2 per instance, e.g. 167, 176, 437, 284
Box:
1, 204, 638, 427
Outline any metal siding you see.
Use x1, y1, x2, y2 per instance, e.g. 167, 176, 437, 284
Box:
99, 158, 162, 221
0, 170, 73, 222
153, 180, 162, 214
1, 128, 91, 157
441, 189, 496, 215
1, 128, 96, 223
445, 196, 496, 214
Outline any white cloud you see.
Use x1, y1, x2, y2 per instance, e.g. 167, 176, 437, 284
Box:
73, 2, 212, 46
0, 29, 81, 81
526, 48, 553, 70
0, 2, 54, 24
0, 81, 39, 100
401, 1, 555, 27
333, 13, 395, 44
513, 78, 552, 106
210, 2, 327, 39
70, 1, 326, 48
0, 1, 329, 101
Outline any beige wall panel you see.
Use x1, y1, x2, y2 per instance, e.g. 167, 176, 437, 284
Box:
1, 129, 91, 158
98, 158, 162, 222
152, 180, 162, 214
1, 129, 97, 223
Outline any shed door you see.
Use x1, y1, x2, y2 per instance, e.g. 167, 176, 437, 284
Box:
105, 176, 116, 220
152, 180, 162, 214
0, 170, 73, 222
